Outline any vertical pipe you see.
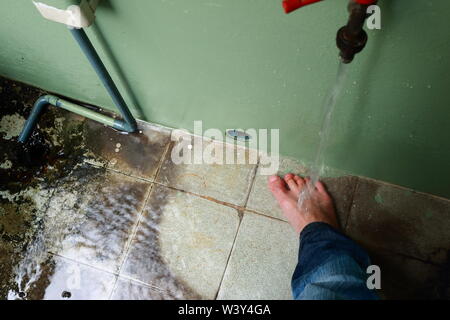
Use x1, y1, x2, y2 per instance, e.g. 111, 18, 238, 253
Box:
69, 27, 137, 132
346, 1, 369, 38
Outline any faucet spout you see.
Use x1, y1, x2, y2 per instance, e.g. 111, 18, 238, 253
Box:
281, 0, 378, 63
337, 0, 378, 64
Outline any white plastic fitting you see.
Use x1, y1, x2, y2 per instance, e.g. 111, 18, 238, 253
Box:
33, 0, 101, 28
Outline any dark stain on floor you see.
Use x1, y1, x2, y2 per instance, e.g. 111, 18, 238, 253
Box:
0, 76, 196, 300
0, 77, 108, 298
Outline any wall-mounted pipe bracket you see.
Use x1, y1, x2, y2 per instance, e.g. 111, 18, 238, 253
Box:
33, 0, 100, 28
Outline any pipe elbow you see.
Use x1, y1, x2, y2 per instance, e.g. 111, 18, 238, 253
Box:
18, 95, 59, 143
36, 95, 59, 107
124, 122, 138, 133
113, 119, 138, 133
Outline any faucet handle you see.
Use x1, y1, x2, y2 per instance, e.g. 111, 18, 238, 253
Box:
354, 0, 377, 4
282, 0, 324, 14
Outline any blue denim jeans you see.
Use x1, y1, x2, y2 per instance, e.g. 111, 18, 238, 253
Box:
292, 222, 379, 300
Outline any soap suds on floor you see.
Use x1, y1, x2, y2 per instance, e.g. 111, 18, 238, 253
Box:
0, 114, 26, 140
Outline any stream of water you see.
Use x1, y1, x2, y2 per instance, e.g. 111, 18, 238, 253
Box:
298, 61, 350, 208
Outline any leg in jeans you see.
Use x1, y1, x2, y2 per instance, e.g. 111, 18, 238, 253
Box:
268, 174, 378, 300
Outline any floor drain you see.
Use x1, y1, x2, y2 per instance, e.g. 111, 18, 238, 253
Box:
226, 130, 251, 141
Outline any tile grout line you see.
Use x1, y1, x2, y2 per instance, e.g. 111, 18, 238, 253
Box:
213, 215, 243, 300
242, 159, 260, 211
50, 252, 119, 277
50, 251, 167, 294
108, 141, 173, 300
107, 184, 154, 300
152, 182, 245, 210
344, 177, 360, 231
244, 208, 289, 223
155, 141, 173, 184
115, 274, 168, 293
213, 160, 260, 300
86, 158, 155, 184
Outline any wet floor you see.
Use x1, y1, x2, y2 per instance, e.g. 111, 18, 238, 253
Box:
1, 77, 449, 300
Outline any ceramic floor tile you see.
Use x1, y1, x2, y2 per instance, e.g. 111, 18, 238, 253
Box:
157, 137, 257, 206
121, 185, 240, 299
111, 277, 173, 300
83, 119, 171, 180
217, 212, 298, 300
346, 179, 450, 265
247, 157, 357, 228
38, 255, 117, 300
368, 250, 450, 299
46, 165, 151, 273
5, 254, 117, 300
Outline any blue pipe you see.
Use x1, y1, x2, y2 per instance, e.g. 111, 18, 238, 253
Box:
18, 27, 138, 143
19, 95, 57, 142
18, 95, 133, 143
69, 27, 137, 133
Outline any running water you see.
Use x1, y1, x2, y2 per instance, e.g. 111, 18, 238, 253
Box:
298, 61, 350, 208
8, 231, 47, 300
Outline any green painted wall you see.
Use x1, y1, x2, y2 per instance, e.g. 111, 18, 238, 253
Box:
0, 0, 449, 198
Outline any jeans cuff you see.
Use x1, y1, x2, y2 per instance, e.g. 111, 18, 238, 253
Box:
300, 222, 335, 241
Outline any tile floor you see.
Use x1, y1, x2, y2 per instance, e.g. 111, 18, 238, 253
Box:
1, 77, 449, 300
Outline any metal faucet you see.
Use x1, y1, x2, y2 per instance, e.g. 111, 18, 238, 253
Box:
282, 0, 378, 64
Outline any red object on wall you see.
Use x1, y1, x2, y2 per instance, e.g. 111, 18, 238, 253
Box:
282, 0, 324, 14
282, 0, 377, 14
354, 0, 377, 4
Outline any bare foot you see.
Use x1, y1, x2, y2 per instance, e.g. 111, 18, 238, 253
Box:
268, 174, 339, 234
